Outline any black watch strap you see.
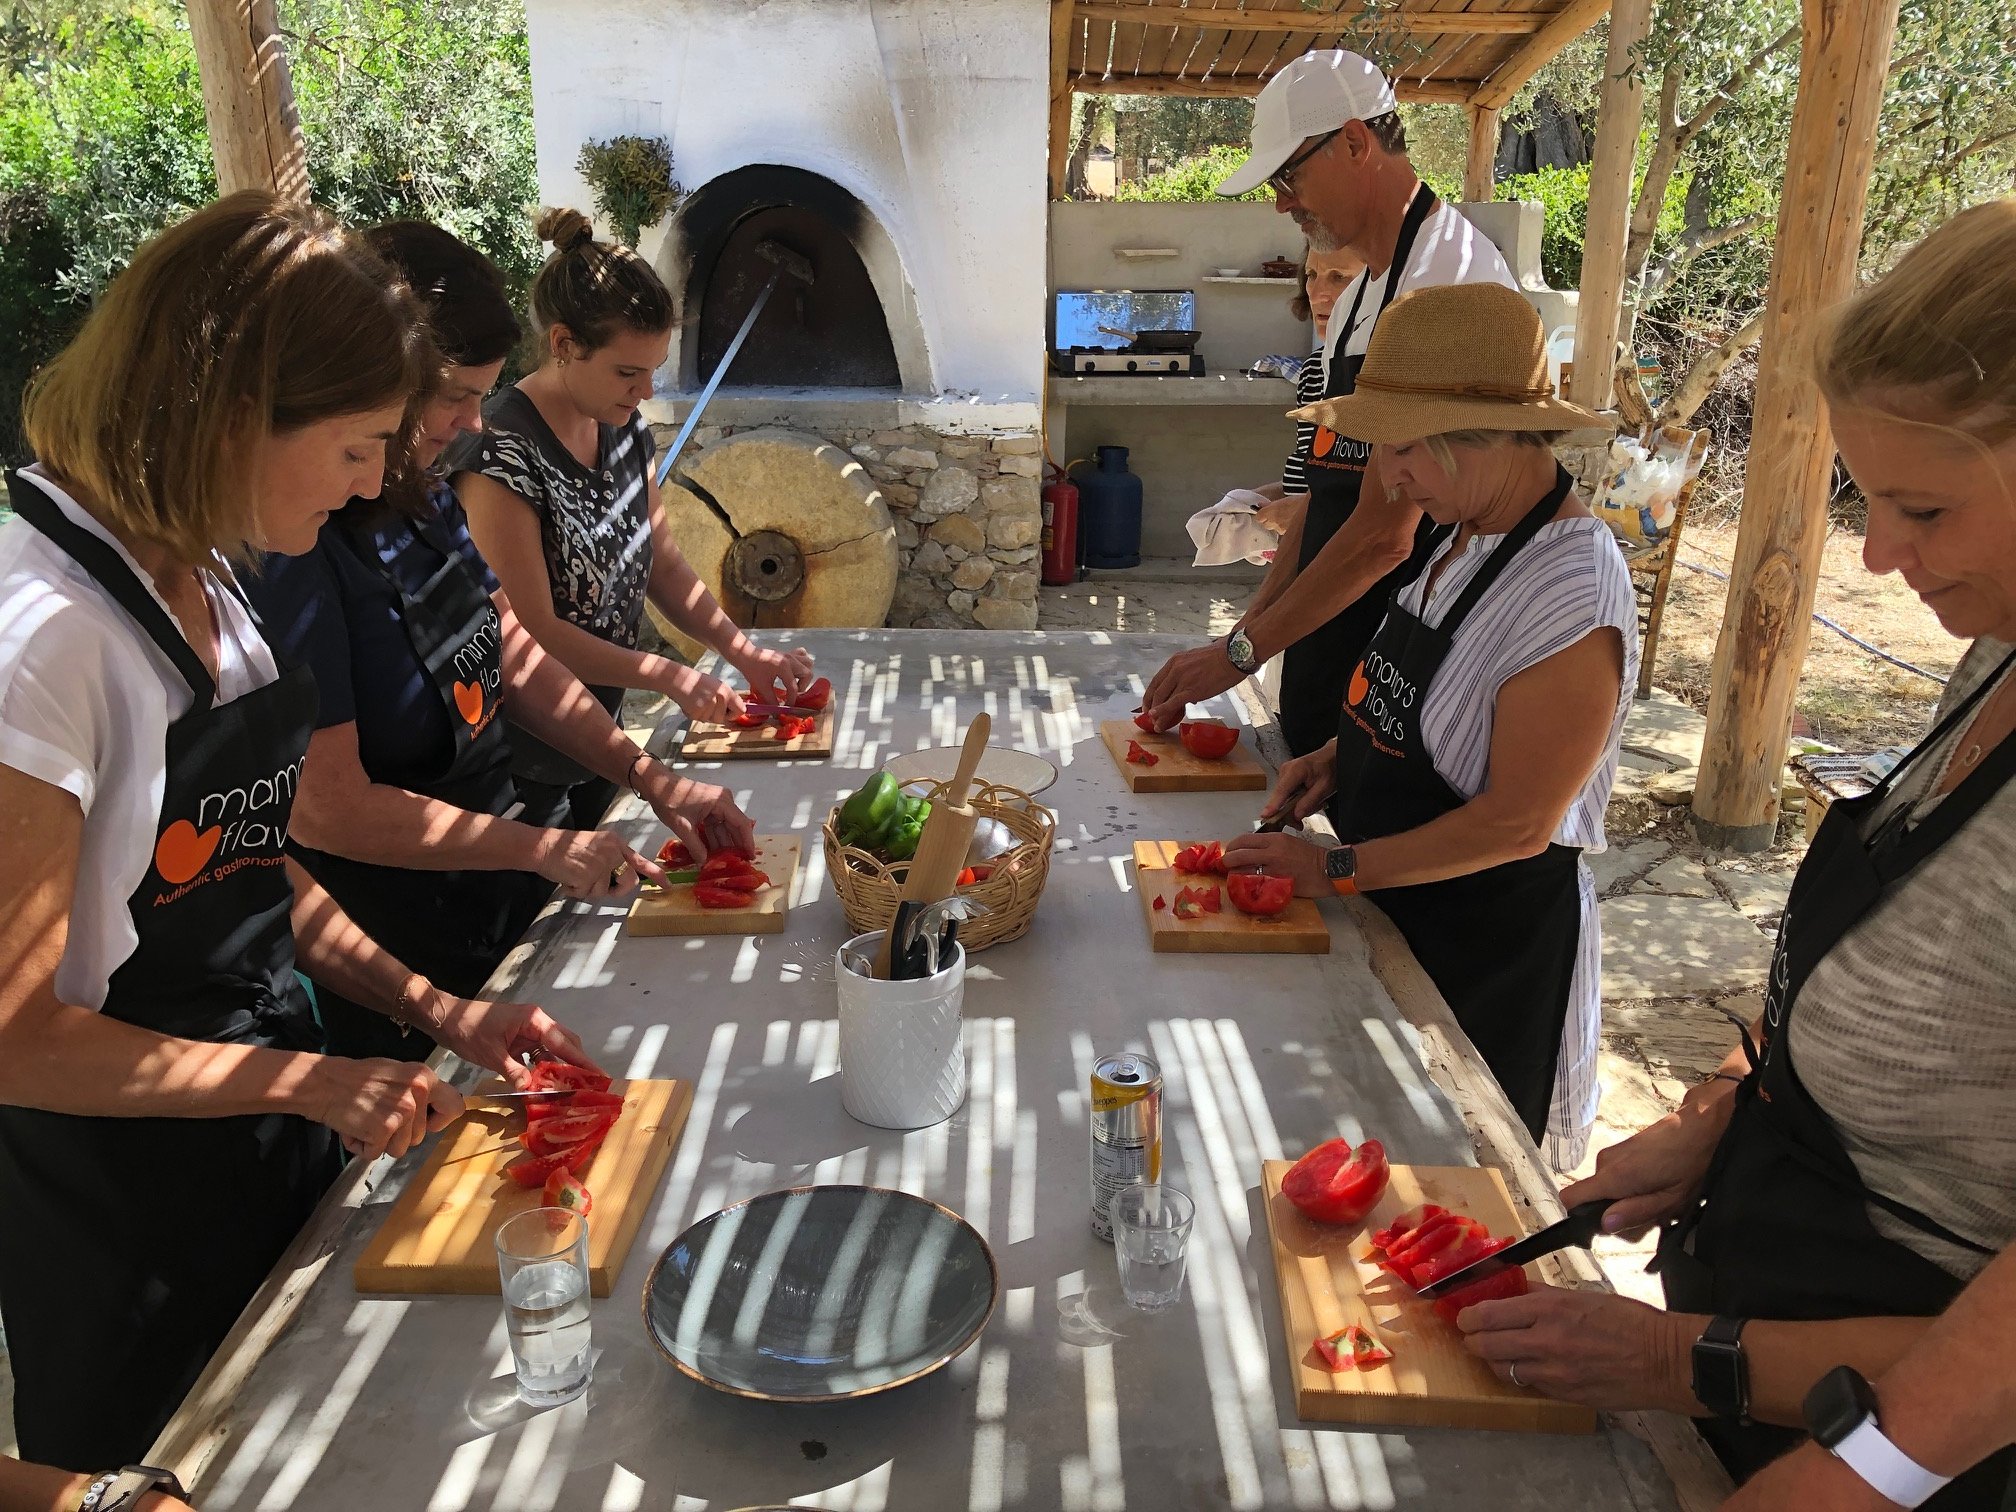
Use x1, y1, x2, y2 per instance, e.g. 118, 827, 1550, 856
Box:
100, 1466, 186, 1512
1691, 1315, 1751, 1421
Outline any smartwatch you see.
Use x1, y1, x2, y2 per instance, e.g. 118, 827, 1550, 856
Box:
1690, 1315, 1751, 1421
1324, 845, 1358, 894
1804, 1365, 1953, 1508
1224, 629, 1261, 676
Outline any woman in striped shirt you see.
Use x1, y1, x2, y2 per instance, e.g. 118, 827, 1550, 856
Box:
1257, 245, 1365, 535
1224, 282, 1632, 1173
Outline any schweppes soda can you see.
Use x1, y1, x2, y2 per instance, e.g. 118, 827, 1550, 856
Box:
1090, 1050, 1163, 1241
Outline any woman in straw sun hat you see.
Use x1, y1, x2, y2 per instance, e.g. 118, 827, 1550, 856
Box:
1223, 280, 1636, 1170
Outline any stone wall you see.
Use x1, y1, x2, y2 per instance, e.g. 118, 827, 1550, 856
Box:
667, 422, 1045, 632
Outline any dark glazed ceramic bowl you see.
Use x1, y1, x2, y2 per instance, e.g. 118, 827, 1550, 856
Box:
643, 1185, 998, 1402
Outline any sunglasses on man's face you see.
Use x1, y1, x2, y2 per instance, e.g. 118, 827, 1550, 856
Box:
1269, 129, 1342, 194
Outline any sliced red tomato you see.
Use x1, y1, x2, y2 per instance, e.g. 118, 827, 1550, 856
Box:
1125, 739, 1159, 766
1228, 870, 1296, 917
1312, 1330, 1351, 1372
1343, 1323, 1393, 1367
694, 882, 756, 909
1133, 709, 1157, 733
1171, 841, 1228, 876
771, 713, 816, 740
1195, 882, 1222, 913
526, 1087, 623, 1123
526, 1062, 612, 1095
542, 1165, 593, 1219
1282, 1138, 1390, 1226
1152, 894, 1167, 911
698, 851, 757, 881
657, 838, 695, 869
1371, 1204, 1448, 1256
794, 676, 833, 711
1178, 720, 1240, 760
1172, 887, 1204, 921
504, 1137, 598, 1188
520, 1106, 619, 1156
730, 712, 768, 728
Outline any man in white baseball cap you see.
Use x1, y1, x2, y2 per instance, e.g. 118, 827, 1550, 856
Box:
1143, 49, 1517, 762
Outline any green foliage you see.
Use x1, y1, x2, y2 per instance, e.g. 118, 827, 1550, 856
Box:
1115, 142, 1269, 203
575, 133, 681, 247
0, 0, 540, 464
1495, 165, 1590, 289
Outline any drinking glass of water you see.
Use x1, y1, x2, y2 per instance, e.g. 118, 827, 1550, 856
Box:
496, 1208, 593, 1405
1111, 1183, 1195, 1311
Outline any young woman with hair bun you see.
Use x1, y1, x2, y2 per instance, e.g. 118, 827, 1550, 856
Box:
453, 207, 816, 827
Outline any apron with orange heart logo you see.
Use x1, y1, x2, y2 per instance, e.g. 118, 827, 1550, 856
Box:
288, 499, 559, 1059
0, 470, 340, 1468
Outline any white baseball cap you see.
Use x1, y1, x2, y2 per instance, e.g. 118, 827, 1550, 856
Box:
1216, 50, 1399, 197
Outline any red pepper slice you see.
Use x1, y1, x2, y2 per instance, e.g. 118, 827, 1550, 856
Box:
1282, 1138, 1390, 1226
1227, 870, 1295, 917
542, 1165, 594, 1220
1178, 720, 1241, 760
1125, 739, 1159, 767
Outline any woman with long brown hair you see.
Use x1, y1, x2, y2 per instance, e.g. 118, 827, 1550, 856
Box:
453, 208, 816, 826
0, 193, 599, 1469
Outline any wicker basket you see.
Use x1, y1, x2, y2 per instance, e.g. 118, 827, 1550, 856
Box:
821, 780, 1056, 951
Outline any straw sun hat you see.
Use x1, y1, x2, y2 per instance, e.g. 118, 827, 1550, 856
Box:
1292, 281, 1603, 442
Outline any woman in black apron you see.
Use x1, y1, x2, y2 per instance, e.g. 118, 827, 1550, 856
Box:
1453, 204, 2016, 1508
250, 222, 753, 1062
1223, 282, 1622, 1148
0, 196, 598, 1470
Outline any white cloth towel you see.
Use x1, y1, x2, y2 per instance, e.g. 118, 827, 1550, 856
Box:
1187, 488, 1277, 567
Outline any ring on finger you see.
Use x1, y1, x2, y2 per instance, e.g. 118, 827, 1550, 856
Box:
1507, 1363, 1525, 1389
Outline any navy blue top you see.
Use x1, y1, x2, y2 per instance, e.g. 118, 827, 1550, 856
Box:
248, 483, 500, 783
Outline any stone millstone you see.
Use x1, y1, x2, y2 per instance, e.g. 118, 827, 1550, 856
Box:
650, 428, 897, 658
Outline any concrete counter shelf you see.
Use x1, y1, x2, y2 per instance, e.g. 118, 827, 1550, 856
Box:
1056, 373, 1299, 407
1202, 275, 1299, 285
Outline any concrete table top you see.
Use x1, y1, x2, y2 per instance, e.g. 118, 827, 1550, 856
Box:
178, 630, 1674, 1512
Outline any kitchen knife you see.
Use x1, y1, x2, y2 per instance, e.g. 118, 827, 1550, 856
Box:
1253, 811, 1293, 834
1412, 1199, 1615, 1300
741, 702, 814, 718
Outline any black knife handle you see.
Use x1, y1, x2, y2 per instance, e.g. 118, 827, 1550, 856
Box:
1559, 1198, 1616, 1247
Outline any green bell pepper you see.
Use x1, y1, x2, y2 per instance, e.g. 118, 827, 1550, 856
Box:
837, 771, 901, 848
883, 798, 931, 862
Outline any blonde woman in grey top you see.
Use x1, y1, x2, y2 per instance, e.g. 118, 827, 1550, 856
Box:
1456, 201, 2016, 1510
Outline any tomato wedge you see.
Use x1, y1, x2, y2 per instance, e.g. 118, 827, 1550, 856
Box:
1178, 720, 1240, 760
1125, 739, 1159, 766
1343, 1323, 1393, 1367
520, 1107, 619, 1156
1227, 870, 1295, 917
657, 838, 694, 869
730, 712, 767, 728
504, 1137, 598, 1188
526, 1087, 623, 1123
1282, 1138, 1389, 1226
1313, 1330, 1351, 1372
543, 1166, 593, 1220
1172, 841, 1228, 876
1152, 895, 1167, 911
795, 676, 833, 711
1133, 710, 1157, 733
526, 1062, 611, 1095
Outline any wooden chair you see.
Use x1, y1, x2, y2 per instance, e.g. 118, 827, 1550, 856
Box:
1617, 424, 1711, 699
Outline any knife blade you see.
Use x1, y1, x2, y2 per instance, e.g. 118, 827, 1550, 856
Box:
466, 1088, 580, 1104
1413, 1199, 1614, 1300
741, 702, 814, 718
1253, 811, 1292, 834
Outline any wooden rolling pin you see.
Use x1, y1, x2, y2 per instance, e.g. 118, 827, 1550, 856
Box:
873, 712, 991, 978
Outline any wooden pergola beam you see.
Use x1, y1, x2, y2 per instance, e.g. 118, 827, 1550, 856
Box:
1470, 0, 1612, 110
1693, 0, 1904, 852
185, 0, 308, 200
1049, 0, 1077, 199
1463, 104, 1499, 204
1070, 73, 1475, 102
1071, 2, 1544, 34
1568, 0, 1652, 408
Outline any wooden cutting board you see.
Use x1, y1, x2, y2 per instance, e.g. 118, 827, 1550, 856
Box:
1260, 1159, 1596, 1434
626, 835, 800, 936
1098, 720, 1268, 792
680, 704, 835, 760
354, 1078, 692, 1299
1132, 840, 1329, 954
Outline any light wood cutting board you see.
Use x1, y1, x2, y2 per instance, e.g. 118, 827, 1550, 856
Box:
1098, 720, 1268, 792
1260, 1159, 1596, 1434
626, 835, 800, 936
680, 704, 835, 760
1132, 840, 1329, 954
353, 1078, 692, 1298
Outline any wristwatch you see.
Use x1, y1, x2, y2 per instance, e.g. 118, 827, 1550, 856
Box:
83, 1466, 187, 1512
1323, 845, 1358, 895
1690, 1314, 1751, 1421
1804, 1365, 1953, 1508
1224, 629, 1261, 676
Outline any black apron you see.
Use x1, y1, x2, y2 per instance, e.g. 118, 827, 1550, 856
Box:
291, 513, 562, 1060
0, 473, 340, 1470
1656, 650, 2016, 1508
1276, 187, 1446, 759
1332, 470, 1583, 1143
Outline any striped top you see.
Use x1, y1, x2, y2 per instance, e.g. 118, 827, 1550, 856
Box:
1279, 351, 1326, 494
1383, 511, 1639, 1170
1789, 635, 2016, 1278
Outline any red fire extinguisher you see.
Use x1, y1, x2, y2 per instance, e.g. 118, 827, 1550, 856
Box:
1041, 461, 1080, 587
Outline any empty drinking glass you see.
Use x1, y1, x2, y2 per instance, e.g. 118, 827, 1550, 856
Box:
496, 1208, 593, 1405
1111, 1183, 1195, 1311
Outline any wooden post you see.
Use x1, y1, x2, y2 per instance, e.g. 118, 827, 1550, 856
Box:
1568, 0, 1653, 409
185, 0, 308, 200
1048, 0, 1077, 200
1692, 0, 1903, 852
1463, 105, 1498, 205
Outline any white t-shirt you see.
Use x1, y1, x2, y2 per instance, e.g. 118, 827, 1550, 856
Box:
0, 467, 280, 1010
1322, 193, 1519, 368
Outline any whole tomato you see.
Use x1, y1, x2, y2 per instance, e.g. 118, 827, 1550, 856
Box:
1227, 870, 1295, 916
1282, 1137, 1390, 1225
1178, 720, 1241, 760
